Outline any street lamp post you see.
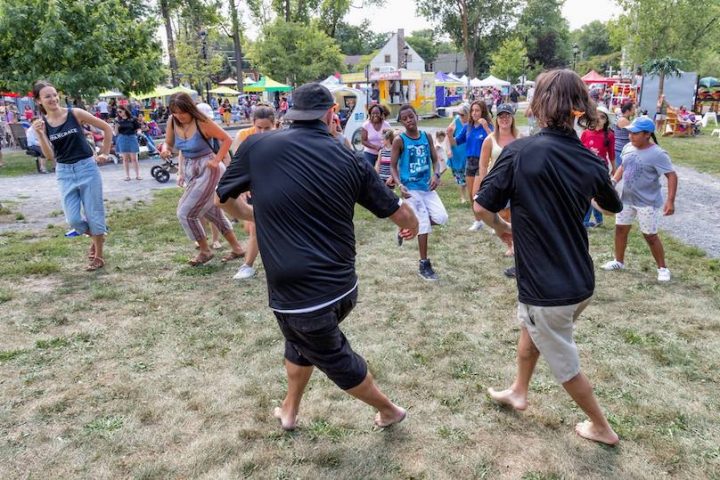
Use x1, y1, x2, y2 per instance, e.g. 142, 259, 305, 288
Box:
572, 43, 580, 72
199, 30, 210, 102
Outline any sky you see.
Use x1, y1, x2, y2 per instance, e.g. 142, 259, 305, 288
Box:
345, 0, 623, 34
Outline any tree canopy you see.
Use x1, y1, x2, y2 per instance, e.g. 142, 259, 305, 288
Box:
247, 20, 344, 85
517, 0, 570, 69
0, 0, 164, 97
416, 0, 518, 77
490, 38, 527, 82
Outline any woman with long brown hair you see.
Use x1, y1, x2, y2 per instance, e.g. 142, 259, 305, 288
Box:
161, 92, 245, 266
449, 99, 493, 231
32, 80, 114, 271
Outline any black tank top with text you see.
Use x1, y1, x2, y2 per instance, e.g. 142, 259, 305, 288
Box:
43, 107, 95, 164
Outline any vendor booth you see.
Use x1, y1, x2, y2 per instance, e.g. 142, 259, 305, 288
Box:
341, 69, 435, 118
325, 85, 368, 152
435, 71, 465, 108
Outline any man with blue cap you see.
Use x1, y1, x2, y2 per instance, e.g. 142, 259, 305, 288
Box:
602, 116, 678, 282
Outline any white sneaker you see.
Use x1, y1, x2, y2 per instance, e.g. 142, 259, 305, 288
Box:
601, 259, 625, 271
468, 220, 484, 232
657, 267, 671, 282
233, 264, 256, 280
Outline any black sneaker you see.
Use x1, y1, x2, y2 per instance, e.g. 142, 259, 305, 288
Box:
503, 266, 516, 278
419, 259, 438, 281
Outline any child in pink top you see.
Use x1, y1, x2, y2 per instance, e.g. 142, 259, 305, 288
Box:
581, 106, 615, 227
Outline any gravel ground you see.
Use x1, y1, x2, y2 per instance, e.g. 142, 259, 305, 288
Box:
1, 150, 718, 259
0, 159, 176, 233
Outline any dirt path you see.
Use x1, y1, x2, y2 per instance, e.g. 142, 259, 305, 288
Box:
0, 160, 175, 233
1, 154, 719, 259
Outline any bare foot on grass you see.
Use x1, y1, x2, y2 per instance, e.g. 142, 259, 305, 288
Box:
374, 406, 407, 428
575, 420, 619, 446
273, 406, 298, 431
488, 387, 528, 411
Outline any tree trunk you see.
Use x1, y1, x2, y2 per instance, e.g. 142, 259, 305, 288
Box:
657, 72, 665, 103
285, 0, 291, 21
159, 0, 179, 87
228, 0, 244, 92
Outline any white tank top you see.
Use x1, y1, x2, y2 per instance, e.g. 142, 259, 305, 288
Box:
488, 134, 504, 171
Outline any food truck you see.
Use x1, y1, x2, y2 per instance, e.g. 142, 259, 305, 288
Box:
341, 69, 436, 119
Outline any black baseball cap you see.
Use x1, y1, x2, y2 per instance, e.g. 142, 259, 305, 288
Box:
496, 103, 515, 115
284, 83, 335, 121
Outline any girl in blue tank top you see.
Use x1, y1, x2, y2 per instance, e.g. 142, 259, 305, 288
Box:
32, 80, 114, 271
162, 92, 246, 267
446, 106, 469, 203
390, 105, 449, 281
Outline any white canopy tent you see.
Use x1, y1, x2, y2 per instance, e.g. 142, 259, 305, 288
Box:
469, 77, 482, 87
477, 75, 511, 87
320, 75, 341, 87
459, 75, 469, 85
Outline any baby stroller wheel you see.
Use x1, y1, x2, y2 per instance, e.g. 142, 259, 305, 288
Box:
154, 169, 170, 183
150, 165, 162, 177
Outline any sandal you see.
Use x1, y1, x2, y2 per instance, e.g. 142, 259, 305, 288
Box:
221, 250, 245, 262
124, 177, 131, 181
86, 257, 105, 271
188, 252, 214, 266
88, 243, 96, 259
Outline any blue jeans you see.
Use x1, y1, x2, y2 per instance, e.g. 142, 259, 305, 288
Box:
584, 207, 603, 226
143, 133, 158, 154
363, 151, 378, 168
56, 157, 107, 235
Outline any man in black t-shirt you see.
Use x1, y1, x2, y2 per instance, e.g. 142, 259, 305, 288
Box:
215, 83, 418, 431
474, 70, 623, 446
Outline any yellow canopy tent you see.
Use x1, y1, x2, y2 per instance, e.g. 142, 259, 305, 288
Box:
209, 86, 242, 96
132, 86, 175, 100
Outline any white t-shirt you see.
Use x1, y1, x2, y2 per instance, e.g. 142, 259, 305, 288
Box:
25, 125, 40, 147
97, 100, 109, 114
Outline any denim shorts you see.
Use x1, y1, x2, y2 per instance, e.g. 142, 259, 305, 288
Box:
116, 134, 139, 154
273, 288, 367, 390
56, 157, 107, 236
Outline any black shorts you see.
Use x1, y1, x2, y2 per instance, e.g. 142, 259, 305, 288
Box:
273, 288, 367, 390
465, 156, 480, 176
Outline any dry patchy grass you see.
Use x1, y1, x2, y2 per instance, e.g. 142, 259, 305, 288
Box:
0, 186, 719, 480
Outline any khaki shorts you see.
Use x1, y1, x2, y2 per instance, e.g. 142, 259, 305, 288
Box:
518, 298, 591, 384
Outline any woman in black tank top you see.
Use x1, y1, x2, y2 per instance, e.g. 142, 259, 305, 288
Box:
32, 80, 114, 271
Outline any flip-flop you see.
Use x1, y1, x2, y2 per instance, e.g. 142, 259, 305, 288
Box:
374, 409, 407, 429
124, 177, 131, 181
188, 252, 214, 266
88, 243, 96, 260
221, 251, 245, 262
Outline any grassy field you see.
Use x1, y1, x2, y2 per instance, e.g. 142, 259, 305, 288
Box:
1, 182, 719, 479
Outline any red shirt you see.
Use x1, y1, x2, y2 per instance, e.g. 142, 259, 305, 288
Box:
580, 129, 615, 165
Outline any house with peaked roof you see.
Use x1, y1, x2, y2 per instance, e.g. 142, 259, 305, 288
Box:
369, 29, 426, 72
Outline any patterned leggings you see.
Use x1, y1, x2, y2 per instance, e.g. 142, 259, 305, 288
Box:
176, 154, 232, 241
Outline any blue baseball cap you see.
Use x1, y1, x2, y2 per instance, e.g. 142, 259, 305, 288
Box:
625, 116, 655, 133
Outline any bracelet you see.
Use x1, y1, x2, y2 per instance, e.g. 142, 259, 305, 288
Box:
434, 172, 441, 179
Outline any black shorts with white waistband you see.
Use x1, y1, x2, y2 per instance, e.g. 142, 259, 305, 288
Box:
273, 288, 367, 390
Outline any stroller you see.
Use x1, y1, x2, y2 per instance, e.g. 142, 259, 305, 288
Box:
150, 154, 178, 183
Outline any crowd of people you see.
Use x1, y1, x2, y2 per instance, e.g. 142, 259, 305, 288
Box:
25, 68, 682, 446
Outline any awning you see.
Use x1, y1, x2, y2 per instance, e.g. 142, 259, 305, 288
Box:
209, 86, 242, 96
132, 86, 175, 99
581, 70, 616, 85
244, 76, 292, 92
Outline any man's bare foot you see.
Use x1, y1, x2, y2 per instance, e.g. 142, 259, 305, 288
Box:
488, 387, 528, 411
575, 420, 619, 446
374, 406, 407, 428
273, 406, 298, 431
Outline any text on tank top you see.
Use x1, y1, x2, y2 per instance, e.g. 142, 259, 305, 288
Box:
399, 131, 432, 192
43, 107, 95, 164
